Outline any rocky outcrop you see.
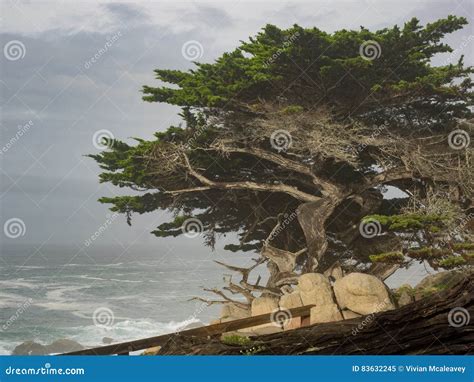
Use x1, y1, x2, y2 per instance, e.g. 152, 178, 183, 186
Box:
310, 304, 342, 324
251, 297, 279, 316
298, 273, 334, 306
279, 292, 304, 329
248, 296, 281, 335
333, 272, 394, 315
221, 303, 250, 320
12, 339, 84, 355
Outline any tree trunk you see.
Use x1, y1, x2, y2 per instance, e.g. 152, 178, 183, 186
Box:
158, 276, 473, 355
297, 198, 337, 271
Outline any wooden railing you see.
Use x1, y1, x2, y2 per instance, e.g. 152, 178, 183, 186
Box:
60, 305, 314, 355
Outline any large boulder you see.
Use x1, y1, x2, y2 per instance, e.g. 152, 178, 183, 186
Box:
324, 262, 344, 281
310, 304, 342, 324
12, 341, 48, 355
333, 272, 394, 315
298, 273, 334, 306
251, 297, 279, 316
12, 339, 83, 355
220, 303, 250, 320
250, 297, 280, 334
45, 339, 84, 354
279, 292, 304, 330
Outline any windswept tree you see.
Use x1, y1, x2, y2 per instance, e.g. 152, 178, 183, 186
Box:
91, 16, 473, 308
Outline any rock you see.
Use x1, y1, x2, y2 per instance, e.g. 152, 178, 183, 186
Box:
398, 291, 413, 306
395, 284, 414, 306
220, 303, 250, 319
12, 339, 84, 355
142, 346, 161, 355
12, 341, 48, 355
310, 304, 343, 324
279, 292, 304, 330
298, 273, 334, 306
342, 309, 361, 320
250, 297, 279, 333
279, 292, 303, 309
324, 262, 344, 281
251, 297, 279, 316
414, 270, 466, 300
45, 339, 84, 354
333, 272, 394, 315
102, 337, 114, 344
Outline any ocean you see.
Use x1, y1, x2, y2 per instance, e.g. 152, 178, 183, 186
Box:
0, 243, 238, 355
0, 242, 431, 355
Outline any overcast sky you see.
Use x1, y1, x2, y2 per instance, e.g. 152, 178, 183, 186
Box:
0, 0, 472, 258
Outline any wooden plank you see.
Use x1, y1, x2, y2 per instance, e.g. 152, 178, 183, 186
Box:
60, 305, 314, 355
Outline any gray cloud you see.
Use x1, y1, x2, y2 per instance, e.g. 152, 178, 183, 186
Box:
0, 0, 472, 251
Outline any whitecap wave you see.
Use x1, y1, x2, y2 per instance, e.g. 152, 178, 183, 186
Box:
67, 317, 203, 349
